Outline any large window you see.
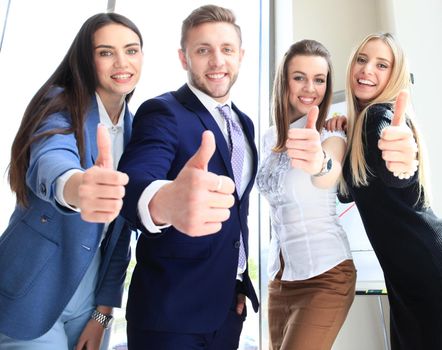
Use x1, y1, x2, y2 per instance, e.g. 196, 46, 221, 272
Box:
0, 1, 269, 349
0, 0, 106, 226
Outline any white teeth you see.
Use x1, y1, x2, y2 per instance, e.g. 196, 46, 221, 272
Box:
358, 79, 375, 86
112, 74, 131, 79
207, 73, 225, 79
299, 97, 314, 103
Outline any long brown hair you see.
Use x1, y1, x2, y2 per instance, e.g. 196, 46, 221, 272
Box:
272, 39, 333, 152
9, 12, 143, 207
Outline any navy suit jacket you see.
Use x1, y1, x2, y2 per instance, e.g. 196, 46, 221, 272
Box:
0, 96, 133, 340
118, 84, 259, 333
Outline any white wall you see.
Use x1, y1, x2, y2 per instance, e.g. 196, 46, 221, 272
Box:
333, 294, 390, 350
392, 0, 442, 215
291, 0, 379, 93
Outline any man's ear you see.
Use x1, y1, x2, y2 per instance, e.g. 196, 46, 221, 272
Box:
178, 48, 188, 70
238, 48, 245, 66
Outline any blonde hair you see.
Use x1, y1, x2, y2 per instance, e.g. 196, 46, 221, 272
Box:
340, 32, 430, 206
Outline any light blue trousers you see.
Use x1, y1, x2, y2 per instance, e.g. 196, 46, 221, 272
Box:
0, 250, 110, 350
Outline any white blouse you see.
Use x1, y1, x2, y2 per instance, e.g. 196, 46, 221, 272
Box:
256, 116, 352, 281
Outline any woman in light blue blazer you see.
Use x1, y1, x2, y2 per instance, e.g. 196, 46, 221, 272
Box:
0, 13, 143, 350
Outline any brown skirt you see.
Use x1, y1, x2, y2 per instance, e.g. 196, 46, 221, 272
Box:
268, 259, 356, 350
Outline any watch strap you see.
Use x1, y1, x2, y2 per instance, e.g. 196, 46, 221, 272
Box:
91, 309, 113, 329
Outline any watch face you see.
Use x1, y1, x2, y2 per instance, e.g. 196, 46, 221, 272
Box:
326, 157, 333, 171
313, 155, 332, 177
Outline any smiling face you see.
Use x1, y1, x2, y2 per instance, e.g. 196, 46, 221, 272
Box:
287, 55, 328, 122
93, 23, 143, 105
178, 21, 244, 103
351, 39, 393, 105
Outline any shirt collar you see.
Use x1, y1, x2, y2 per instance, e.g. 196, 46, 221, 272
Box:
187, 83, 232, 115
95, 92, 125, 128
289, 114, 307, 128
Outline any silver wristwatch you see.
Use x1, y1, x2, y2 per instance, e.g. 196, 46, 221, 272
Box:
91, 310, 113, 329
313, 150, 333, 177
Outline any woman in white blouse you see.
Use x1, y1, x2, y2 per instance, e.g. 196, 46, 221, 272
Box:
256, 39, 355, 350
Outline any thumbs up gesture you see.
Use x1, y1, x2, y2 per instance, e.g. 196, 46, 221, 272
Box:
95, 122, 114, 169
78, 124, 129, 222
378, 90, 419, 179
149, 130, 235, 236
286, 106, 324, 175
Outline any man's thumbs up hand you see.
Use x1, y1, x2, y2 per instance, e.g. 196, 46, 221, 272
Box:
378, 90, 418, 179
286, 106, 324, 175
149, 131, 235, 236
185, 129, 217, 171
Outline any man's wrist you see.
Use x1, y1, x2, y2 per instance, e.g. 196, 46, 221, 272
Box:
138, 180, 173, 232
149, 184, 171, 226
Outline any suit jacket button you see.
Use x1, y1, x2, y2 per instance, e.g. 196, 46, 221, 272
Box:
40, 183, 47, 195
40, 215, 48, 223
234, 240, 241, 249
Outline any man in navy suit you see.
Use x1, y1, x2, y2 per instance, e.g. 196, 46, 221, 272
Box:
118, 4, 259, 350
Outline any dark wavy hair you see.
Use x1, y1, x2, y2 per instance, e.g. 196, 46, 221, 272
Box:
9, 12, 143, 206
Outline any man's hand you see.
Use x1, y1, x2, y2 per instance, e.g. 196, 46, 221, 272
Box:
150, 130, 235, 236
78, 124, 129, 222
236, 293, 246, 316
286, 106, 324, 175
378, 90, 418, 179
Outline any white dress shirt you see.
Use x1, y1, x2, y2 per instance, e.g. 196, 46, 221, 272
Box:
256, 115, 352, 281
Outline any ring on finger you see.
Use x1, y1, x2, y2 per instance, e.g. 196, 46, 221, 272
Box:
216, 176, 223, 192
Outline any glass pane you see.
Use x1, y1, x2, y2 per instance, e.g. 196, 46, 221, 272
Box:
0, 0, 106, 227
0, 1, 267, 349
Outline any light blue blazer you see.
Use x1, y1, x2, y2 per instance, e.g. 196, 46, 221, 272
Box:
0, 95, 133, 340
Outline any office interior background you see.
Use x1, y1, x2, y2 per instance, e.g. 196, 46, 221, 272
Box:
0, 0, 441, 349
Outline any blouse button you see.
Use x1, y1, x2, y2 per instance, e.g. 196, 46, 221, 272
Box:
110, 126, 120, 134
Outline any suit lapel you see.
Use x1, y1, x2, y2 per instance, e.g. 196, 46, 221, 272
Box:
86, 97, 100, 165
122, 103, 133, 147
174, 85, 258, 200
174, 85, 234, 181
